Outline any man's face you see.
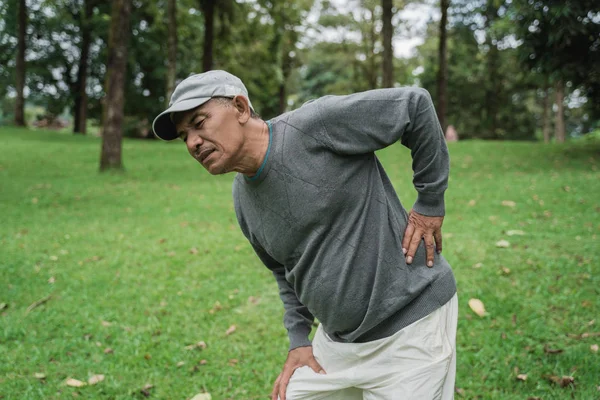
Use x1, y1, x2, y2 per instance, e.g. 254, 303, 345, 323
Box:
174, 99, 244, 175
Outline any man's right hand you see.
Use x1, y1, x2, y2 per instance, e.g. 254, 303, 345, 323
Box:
271, 345, 326, 400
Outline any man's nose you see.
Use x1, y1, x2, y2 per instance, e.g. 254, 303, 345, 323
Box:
187, 134, 203, 152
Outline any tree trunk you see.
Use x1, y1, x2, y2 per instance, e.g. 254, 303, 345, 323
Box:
100, 0, 132, 171
201, 0, 215, 72
14, 0, 26, 126
542, 84, 551, 143
436, 0, 449, 132
166, 0, 177, 106
74, 0, 95, 134
554, 79, 566, 143
484, 0, 499, 139
381, 0, 394, 88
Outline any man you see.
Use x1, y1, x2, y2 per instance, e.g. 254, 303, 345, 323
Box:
153, 70, 458, 400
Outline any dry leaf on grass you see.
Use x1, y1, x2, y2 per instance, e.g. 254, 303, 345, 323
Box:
225, 325, 237, 335
140, 383, 154, 397
176, 361, 185, 367
543, 345, 563, 354
468, 298, 487, 317
501, 200, 516, 207
496, 240, 510, 248
501, 267, 511, 275
101, 320, 112, 327
545, 375, 575, 388
88, 374, 104, 385
34, 372, 46, 379
191, 393, 212, 400
0, 303, 7, 310
185, 341, 207, 351
228, 358, 239, 366
189, 247, 199, 255
516, 374, 527, 381
104, 347, 114, 354
506, 230, 525, 236
467, 200, 476, 206
66, 378, 86, 387
591, 344, 599, 353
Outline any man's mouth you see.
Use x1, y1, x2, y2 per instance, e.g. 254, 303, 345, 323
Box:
197, 148, 215, 163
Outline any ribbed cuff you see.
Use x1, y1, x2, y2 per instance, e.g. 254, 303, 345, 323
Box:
288, 326, 312, 351
413, 192, 445, 217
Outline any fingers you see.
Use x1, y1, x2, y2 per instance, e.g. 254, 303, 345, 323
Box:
406, 229, 422, 264
402, 223, 414, 256
271, 374, 281, 400
278, 367, 295, 400
423, 234, 435, 267
308, 359, 326, 375
434, 230, 442, 254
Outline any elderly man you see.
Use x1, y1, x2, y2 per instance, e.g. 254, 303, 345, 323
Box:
153, 70, 458, 400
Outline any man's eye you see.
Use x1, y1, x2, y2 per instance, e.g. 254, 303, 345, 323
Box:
195, 120, 204, 129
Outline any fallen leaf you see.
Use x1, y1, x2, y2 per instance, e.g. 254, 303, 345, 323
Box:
455, 387, 465, 396
176, 361, 185, 367
501, 200, 516, 207
506, 230, 525, 236
225, 325, 236, 335
472, 262, 483, 269
496, 240, 510, 248
34, 372, 46, 379
199, 359, 207, 365
248, 296, 260, 304
88, 374, 104, 385
545, 375, 575, 388
189, 247, 199, 255
191, 393, 212, 400
563, 186, 570, 192
467, 199, 476, 206
527, 397, 542, 400
0, 303, 7, 310
468, 298, 486, 317
66, 378, 86, 387
185, 341, 207, 351
140, 383, 154, 397
48, 276, 55, 284
228, 358, 239, 366
101, 320, 112, 327
49, 255, 58, 261
543, 345, 563, 354
591, 344, 599, 353
516, 374, 527, 381
144, 353, 152, 360
501, 267, 511, 275
32, 197, 39, 204
104, 348, 114, 354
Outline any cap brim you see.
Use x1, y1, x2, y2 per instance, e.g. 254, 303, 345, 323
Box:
152, 97, 211, 141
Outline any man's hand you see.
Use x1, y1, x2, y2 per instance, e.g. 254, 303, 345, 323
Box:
402, 209, 444, 267
271, 346, 326, 400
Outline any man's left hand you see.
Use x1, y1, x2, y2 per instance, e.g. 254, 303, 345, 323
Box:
402, 210, 444, 267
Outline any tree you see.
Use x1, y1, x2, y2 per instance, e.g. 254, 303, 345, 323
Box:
74, 0, 99, 134
381, 0, 394, 87
436, 0, 449, 131
166, 0, 177, 106
100, 0, 132, 171
15, 0, 26, 126
199, 0, 214, 71
512, 0, 600, 136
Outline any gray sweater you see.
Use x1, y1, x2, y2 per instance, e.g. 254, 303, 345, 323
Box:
233, 87, 456, 350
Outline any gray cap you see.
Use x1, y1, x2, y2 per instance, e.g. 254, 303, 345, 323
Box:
152, 70, 254, 141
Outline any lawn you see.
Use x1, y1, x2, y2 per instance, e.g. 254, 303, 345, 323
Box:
0, 126, 599, 399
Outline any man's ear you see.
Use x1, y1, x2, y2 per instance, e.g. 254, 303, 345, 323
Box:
232, 95, 251, 123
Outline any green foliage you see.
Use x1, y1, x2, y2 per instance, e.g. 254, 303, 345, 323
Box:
511, 0, 600, 119
2, 127, 599, 398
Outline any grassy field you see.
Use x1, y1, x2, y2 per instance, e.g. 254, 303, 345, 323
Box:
1, 126, 599, 400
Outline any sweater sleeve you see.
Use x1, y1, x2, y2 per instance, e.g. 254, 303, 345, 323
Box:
313, 87, 450, 216
250, 243, 315, 351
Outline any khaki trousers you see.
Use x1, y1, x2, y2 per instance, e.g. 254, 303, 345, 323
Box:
284, 294, 458, 400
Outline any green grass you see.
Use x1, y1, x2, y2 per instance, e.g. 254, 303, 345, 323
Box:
1, 127, 599, 399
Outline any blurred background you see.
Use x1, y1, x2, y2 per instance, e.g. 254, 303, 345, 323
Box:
1, 0, 599, 169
